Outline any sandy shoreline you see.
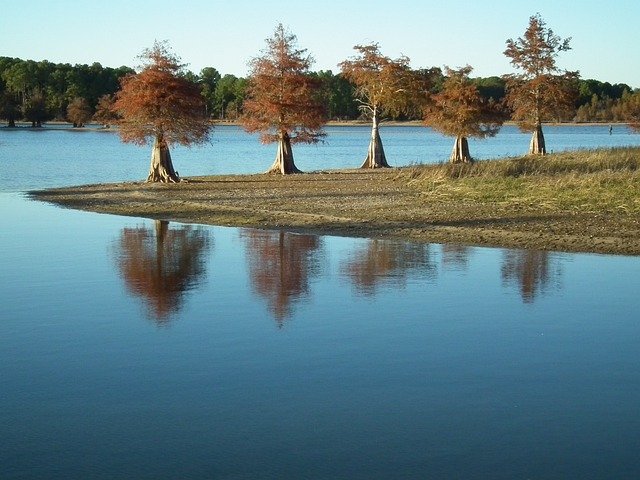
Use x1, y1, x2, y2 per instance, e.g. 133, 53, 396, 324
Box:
30, 168, 640, 256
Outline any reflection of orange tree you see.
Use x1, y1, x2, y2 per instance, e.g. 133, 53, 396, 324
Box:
114, 220, 210, 324
441, 244, 472, 271
241, 230, 321, 325
341, 240, 437, 296
501, 249, 561, 303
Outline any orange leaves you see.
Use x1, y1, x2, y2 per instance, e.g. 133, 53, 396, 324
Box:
339, 43, 413, 120
423, 66, 503, 140
242, 24, 326, 145
504, 14, 578, 127
111, 41, 210, 148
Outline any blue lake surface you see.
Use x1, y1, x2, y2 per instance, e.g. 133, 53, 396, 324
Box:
1, 125, 640, 479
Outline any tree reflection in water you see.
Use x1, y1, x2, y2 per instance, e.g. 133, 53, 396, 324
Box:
441, 244, 472, 272
501, 249, 562, 303
341, 239, 437, 296
241, 229, 322, 325
114, 220, 211, 324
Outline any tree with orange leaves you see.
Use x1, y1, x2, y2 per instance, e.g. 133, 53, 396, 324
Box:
112, 41, 210, 183
339, 43, 415, 168
423, 66, 503, 163
504, 14, 578, 155
242, 24, 326, 175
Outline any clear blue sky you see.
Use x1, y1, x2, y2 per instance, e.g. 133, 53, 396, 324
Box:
2, 0, 638, 87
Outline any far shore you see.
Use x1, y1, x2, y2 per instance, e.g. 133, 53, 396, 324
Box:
31, 148, 640, 256
4, 120, 632, 130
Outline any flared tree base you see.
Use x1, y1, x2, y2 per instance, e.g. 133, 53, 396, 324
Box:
360, 127, 390, 169
529, 125, 546, 155
265, 133, 301, 175
147, 139, 180, 183
449, 136, 473, 163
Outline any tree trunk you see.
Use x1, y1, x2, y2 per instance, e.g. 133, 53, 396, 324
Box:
529, 123, 546, 155
361, 111, 390, 169
147, 135, 180, 183
449, 135, 473, 163
266, 131, 301, 174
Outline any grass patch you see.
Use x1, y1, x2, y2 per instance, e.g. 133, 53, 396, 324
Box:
407, 147, 640, 213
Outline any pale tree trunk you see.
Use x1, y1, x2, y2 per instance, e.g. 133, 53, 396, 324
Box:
449, 135, 473, 163
361, 109, 390, 169
529, 122, 546, 155
266, 131, 301, 174
147, 135, 180, 183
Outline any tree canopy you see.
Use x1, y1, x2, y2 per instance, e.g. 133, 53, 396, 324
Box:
66, 97, 92, 127
339, 43, 414, 122
0, 56, 132, 125
112, 41, 209, 148
619, 90, 640, 131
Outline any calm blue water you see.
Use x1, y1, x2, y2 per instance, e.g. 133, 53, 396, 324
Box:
1, 124, 639, 192
1, 126, 640, 479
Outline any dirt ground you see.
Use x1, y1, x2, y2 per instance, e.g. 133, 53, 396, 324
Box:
31, 169, 640, 256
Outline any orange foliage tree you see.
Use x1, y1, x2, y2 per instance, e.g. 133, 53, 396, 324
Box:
112, 41, 210, 183
339, 43, 414, 168
242, 24, 326, 174
66, 97, 92, 127
423, 66, 503, 163
93, 94, 118, 128
504, 14, 579, 155
619, 91, 640, 131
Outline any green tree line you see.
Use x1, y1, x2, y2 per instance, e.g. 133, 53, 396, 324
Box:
0, 54, 636, 127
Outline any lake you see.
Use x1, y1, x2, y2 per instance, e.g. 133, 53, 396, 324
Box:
1, 125, 640, 479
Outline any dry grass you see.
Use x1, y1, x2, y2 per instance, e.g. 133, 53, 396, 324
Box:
407, 147, 640, 214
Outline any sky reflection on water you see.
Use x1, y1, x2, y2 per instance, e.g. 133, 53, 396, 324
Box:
2, 195, 640, 479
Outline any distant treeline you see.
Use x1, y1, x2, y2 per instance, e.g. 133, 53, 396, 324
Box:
0, 55, 635, 126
